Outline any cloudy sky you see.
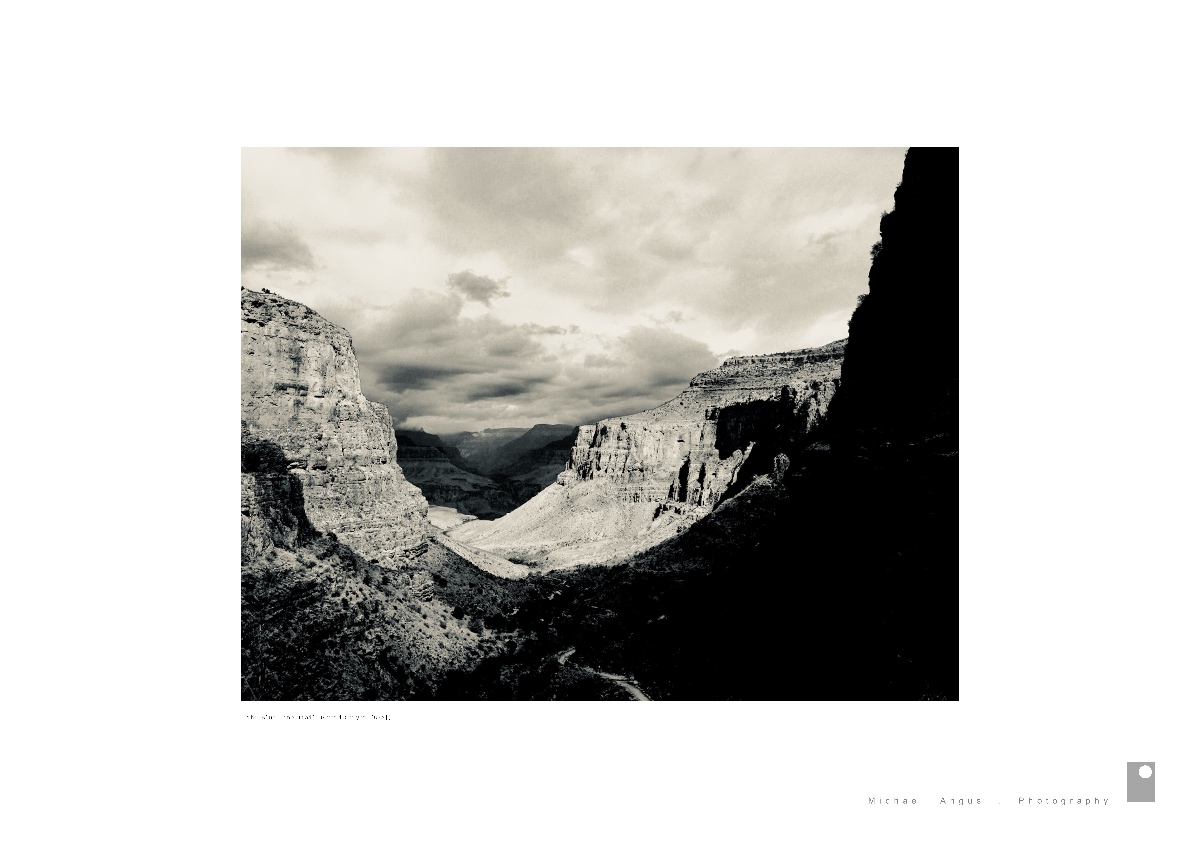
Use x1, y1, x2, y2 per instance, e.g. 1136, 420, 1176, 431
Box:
242, 148, 905, 435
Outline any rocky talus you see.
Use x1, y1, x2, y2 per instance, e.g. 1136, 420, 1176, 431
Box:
449, 340, 844, 569
241, 288, 431, 564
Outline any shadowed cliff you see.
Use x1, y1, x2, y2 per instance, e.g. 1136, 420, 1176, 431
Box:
827, 146, 958, 452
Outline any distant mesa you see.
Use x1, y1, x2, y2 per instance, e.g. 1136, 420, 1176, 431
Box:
395, 424, 578, 520
441, 424, 577, 477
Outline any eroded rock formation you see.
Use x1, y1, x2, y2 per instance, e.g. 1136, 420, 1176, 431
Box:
566, 339, 844, 506
241, 288, 431, 563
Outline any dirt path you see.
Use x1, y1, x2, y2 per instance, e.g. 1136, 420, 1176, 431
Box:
554, 647, 651, 701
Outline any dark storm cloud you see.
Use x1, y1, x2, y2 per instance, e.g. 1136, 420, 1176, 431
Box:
343, 287, 721, 432
446, 270, 510, 305
346, 290, 565, 426
463, 381, 529, 402
378, 362, 475, 391
241, 217, 314, 271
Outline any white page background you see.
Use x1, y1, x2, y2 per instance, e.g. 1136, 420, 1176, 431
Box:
5, 3, 1194, 844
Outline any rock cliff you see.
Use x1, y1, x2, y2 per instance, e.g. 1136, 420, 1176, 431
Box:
566, 339, 844, 506
241, 288, 431, 563
449, 340, 844, 569
240, 427, 319, 562
826, 146, 958, 451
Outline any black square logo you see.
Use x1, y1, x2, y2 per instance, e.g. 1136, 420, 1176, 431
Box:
1127, 762, 1155, 802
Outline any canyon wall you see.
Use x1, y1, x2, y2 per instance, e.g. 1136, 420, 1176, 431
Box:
449, 340, 844, 569
241, 288, 431, 564
566, 339, 844, 507
826, 147, 958, 450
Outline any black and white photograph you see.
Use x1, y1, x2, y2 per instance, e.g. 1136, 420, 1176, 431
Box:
240, 147, 958, 700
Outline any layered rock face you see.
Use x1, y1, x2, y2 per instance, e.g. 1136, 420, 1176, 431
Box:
450, 340, 844, 569
566, 339, 845, 507
241, 288, 431, 563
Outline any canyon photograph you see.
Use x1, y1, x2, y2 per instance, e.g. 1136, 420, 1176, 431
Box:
241, 147, 959, 700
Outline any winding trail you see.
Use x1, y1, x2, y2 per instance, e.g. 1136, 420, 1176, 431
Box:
555, 647, 651, 701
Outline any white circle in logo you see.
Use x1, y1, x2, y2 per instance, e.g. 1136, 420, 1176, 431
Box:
1139, 765, 1153, 779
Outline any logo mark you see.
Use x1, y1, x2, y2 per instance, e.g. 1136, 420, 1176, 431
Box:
1127, 762, 1155, 802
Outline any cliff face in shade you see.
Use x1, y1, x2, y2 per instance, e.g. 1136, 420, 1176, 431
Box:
489, 428, 579, 505
826, 146, 958, 450
392, 444, 518, 520
240, 428, 319, 562
241, 288, 431, 563
449, 340, 844, 569
439, 428, 531, 474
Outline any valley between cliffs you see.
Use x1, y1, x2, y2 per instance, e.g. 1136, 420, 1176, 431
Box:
449, 340, 844, 570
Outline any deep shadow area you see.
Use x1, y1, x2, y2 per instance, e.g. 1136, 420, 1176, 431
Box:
714, 398, 786, 460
